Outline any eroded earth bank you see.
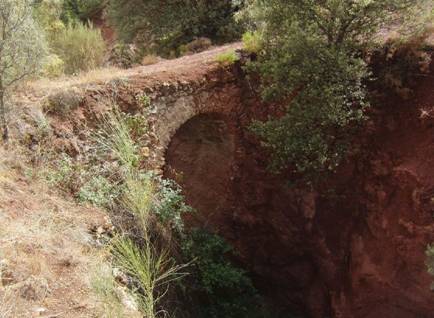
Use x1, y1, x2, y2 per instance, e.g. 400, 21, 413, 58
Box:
164, 65, 434, 318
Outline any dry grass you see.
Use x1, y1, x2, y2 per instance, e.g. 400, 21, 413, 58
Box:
0, 147, 139, 317
18, 67, 126, 99
142, 55, 160, 66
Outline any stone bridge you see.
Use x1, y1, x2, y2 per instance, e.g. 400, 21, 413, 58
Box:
48, 43, 248, 170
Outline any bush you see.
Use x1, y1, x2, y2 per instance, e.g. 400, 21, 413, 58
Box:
182, 229, 261, 318
43, 88, 84, 115
52, 22, 106, 74
61, 0, 106, 24
242, 31, 261, 54
215, 50, 239, 65
181, 37, 213, 55
141, 55, 160, 66
153, 177, 193, 233
78, 175, 119, 207
371, 27, 433, 99
41, 54, 65, 78
34, 0, 65, 42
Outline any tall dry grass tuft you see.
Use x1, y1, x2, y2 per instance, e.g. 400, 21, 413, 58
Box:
96, 106, 187, 317
112, 238, 187, 318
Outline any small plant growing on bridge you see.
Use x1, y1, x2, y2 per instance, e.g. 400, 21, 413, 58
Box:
215, 50, 239, 65
136, 93, 151, 108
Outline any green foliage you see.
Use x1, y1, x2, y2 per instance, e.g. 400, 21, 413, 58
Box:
78, 175, 118, 207
108, 0, 244, 55
61, 0, 106, 24
33, 0, 65, 42
44, 153, 76, 188
250, 40, 368, 175
41, 54, 65, 78
51, 22, 106, 74
215, 50, 239, 65
153, 177, 193, 233
242, 31, 261, 54
136, 93, 151, 108
182, 229, 260, 318
243, 0, 428, 177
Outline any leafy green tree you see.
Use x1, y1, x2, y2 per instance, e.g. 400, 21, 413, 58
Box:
245, 0, 428, 177
0, 0, 46, 140
108, 0, 244, 54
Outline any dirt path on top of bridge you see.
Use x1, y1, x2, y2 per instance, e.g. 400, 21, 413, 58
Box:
16, 42, 243, 104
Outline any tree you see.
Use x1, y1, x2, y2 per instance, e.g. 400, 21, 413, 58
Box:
245, 0, 429, 177
0, 0, 46, 141
108, 0, 244, 55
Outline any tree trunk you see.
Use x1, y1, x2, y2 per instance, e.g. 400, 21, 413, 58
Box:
0, 88, 8, 142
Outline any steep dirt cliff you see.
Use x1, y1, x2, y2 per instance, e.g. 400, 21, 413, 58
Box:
165, 68, 434, 317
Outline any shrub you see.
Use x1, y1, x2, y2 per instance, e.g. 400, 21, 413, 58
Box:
215, 50, 239, 65
109, 43, 139, 68
41, 54, 65, 78
61, 0, 106, 24
427, 244, 434, 289
52, 22, 106, 75
242, 31, 261, 54
34, 0, 65, 42
153, 177, 193, 233
96, 108, 140, 171
78, 175, 119, 207
141, 55, 160, 66
182, 229, 260, 318
371, 27, 433, 99
182, 37, 213, 55
43, 88, 84, 115
44, 153, 77, 191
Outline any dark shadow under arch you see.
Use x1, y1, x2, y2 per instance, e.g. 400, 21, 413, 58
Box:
163, 113, 237, 227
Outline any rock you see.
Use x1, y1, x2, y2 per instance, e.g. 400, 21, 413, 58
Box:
31, 307, 47, 317
116, 286, 139, 311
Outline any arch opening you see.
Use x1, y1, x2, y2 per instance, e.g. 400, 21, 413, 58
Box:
164, 113, 237, 226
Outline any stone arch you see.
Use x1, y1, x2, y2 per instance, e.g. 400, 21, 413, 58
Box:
148, 77, 242, 169
163, 112, 238, 226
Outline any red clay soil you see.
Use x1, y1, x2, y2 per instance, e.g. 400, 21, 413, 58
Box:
164, 71, 434, 317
